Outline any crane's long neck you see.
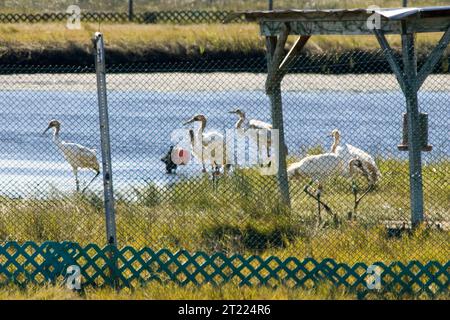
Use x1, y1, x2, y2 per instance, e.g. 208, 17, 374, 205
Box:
52, 126, 62, 147
331, 134, 340, 153
198, 119, 206, 137
235, 113, 245, 129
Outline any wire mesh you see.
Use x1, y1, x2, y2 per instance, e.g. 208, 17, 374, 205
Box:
0, 49, 448, 265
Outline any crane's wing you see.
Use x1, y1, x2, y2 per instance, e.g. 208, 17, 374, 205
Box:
60, 142, 99, 169
346, 143, 381, 179
249, 119, 272, 130
288, 154, 342, 180
346, 144, 376, 166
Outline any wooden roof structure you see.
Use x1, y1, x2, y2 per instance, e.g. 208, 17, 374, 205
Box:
228, 6, 450, 35
227, 6, 450, 226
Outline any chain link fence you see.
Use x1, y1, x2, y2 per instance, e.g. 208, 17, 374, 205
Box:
0, 46, 448, 265
0, 11, 243, 24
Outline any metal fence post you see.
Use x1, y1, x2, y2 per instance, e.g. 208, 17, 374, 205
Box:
128, 0, 134, 21
401, 28, 424, 226
93, 32, 118, 246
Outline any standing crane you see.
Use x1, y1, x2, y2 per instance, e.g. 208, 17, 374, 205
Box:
43, 119, 100, 193
229, 108, 274, 167
329, 129, 381, 219
287, 151, 342, 224
183, 114, 227, 175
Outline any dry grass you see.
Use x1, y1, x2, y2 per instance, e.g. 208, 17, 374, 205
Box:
1, 282, 448, 300
0, 23, 447, 60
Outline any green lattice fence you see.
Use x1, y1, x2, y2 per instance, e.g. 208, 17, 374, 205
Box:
0, 242, 448, 298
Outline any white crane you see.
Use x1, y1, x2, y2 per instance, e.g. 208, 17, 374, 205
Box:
287, 152, 342, 224
229, 108, 274, 167
184, 114, 227, 175
43, 119, 100, 193
329, 129, 381, 218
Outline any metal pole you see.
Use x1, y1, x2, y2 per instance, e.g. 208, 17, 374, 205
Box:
128, 0, 134, 21
402, 0, 408, 7
268, 0, 273, 10
93, 32, 118, 246
401, 24, 424, 226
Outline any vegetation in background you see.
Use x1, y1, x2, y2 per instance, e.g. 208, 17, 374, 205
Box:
0, 0, 449, 13
0, 23, 448, 65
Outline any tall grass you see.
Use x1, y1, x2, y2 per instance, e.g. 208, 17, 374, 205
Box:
0, 23, 447, 59
0, 158, 448, 264
1, 281, 448, 300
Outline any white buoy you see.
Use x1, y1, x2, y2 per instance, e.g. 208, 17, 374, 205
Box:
171, 147, 191, 166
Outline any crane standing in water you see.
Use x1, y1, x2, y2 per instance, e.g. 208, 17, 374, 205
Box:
43, 119, 100, 193
229, 108, 275, 167
183, 114, 227, 175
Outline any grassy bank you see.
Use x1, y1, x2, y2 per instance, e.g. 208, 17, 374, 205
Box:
0, 23, 448, 65
1, 282, 448, 300
0, 158, 448, 264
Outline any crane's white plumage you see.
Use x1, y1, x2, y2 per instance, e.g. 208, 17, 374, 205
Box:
229, 108, 273, 166
185, 114, 225, 173
44, 119, 100, 192
330, 129, 381, 183
287, 153, 342, 182
248, 119, 272, 130
287, 150, 344, 222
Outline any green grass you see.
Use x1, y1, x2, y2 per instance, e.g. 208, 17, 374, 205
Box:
0, 281, 448, 300
0, 157, 448, 265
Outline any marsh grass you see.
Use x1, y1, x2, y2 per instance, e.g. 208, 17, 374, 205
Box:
0, 157, 448, 264
0, 280, 448, 300
0, 23, 447, 60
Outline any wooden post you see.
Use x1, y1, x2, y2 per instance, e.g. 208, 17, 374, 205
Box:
375, 24, 450, 227
265, 23, 310, 208
266, 35, 291, 207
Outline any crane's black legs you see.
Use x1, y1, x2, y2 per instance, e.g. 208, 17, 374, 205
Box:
349, 181, 374, 220
82, 170, 100, 194
73, 168, 80, 193
304, 181, 336, 224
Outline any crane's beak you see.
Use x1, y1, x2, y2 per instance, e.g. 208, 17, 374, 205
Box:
43, 126, 51, 135
228, 110, 237, 114
183, 118, 195, 125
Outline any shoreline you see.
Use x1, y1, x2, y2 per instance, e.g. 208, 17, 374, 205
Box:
1, 73, 449, 92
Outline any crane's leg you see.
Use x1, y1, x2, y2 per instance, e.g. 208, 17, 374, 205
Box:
317, 186, 322, 224
82, 169, 100, 194
304, 182, 334, 223
73, 168, 80, 193
352, 181, 374, 220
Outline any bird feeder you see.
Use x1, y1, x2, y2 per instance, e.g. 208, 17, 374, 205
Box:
398, 113, 433, 151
